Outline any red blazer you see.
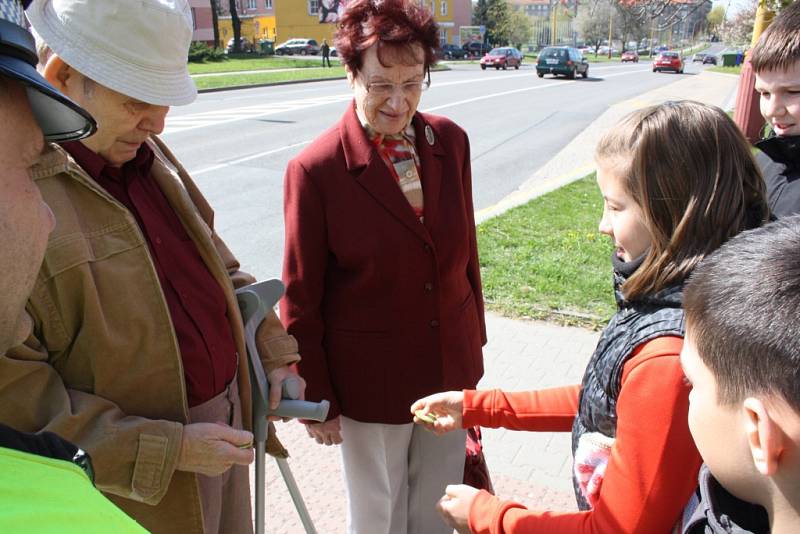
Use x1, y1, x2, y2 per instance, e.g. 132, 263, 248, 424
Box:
281, 103, 486, 424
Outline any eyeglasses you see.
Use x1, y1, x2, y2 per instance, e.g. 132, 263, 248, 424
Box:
364, 70, 431, 96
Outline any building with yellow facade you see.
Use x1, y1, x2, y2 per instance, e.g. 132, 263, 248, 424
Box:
273, 0, 471, 48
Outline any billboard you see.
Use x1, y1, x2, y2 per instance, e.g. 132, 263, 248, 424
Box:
459, 25, 484, 44
320, 0, 350, 23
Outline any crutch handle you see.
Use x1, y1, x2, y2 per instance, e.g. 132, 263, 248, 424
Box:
236, 280, 330, 432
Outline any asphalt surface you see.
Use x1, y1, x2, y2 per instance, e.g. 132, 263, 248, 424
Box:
162, 53, 724, 281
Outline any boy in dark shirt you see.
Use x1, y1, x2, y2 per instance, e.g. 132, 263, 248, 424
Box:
751, 1, 800, 217
680, 217, 800, 533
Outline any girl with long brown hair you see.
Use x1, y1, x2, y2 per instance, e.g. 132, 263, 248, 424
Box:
412, 101, 768, 533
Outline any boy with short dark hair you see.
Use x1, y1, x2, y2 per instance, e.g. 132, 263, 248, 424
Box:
680, 216, 800, 533
750, 0, 800, 217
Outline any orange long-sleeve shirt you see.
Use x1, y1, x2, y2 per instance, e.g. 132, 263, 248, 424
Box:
463, 336, 702, 534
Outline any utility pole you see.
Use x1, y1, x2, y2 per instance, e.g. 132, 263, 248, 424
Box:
649, 18, 655, 57
607, 8, 613, 58
733, 0, 776, 142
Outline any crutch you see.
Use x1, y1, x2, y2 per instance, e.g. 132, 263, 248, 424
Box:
236, 280, 330, 534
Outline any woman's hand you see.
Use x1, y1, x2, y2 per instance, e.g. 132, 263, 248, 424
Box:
410, 391, 464, 435
304, 416, 343, 445
437, 484, 479, 534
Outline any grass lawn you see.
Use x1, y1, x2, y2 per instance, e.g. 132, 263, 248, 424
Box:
708, 65, 742, 75
188, 56, 338, 75
193, 67, 348, 90
477, 173, 615, 328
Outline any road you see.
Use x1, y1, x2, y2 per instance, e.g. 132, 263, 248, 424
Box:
163, 53, 726, 280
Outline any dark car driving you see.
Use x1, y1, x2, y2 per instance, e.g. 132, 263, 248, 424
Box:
437, 44, 468, 60
463, 41, 491, 57
536, 46, 589, 79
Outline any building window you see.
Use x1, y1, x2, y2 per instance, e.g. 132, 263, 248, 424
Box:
439, 28, 447, 44
440, 0, 447, 16
265, 0, 272, 7
247, 0, 256, 8
190, 7, 197, 30
308, 0, 319, 15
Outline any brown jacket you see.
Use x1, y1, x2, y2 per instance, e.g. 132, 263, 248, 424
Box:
0, 137, 299, 533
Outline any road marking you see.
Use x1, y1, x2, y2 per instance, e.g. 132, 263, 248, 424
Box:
165, 66, 650, 135
424, 68, 650, 112
182, 67, 651, 174
188, 140, 313, 176
164, 94, 352, 135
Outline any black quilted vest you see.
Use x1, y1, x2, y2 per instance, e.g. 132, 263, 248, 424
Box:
570, 254, 685, 510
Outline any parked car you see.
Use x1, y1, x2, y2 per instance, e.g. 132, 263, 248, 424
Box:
652, 51, 684, 73
702, 54, 718, 65
479, 47, 523, 70
275, 38, 320, 56
536, 46, 589, 79
226, 37, 254, 53
692, 52, 708, 62
621, 50, 639, 63
437, 43, 468, 60
463, 41, 492, 57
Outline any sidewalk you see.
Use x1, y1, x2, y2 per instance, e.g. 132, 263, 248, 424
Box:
254, 313, 598, 534
253, 70, 741, 533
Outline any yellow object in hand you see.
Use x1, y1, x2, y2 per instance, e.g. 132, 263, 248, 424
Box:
415, 410, 438, 424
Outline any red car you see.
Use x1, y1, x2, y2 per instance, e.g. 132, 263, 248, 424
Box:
621, 50, 639, 63
480, 47, 523, 70
652, 51, 684, 73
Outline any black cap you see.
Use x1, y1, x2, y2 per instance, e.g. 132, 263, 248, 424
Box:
0, 0, 95, 141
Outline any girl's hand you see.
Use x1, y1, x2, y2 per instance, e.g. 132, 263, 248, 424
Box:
409, 391, 464, 435
437, 484, 479, 534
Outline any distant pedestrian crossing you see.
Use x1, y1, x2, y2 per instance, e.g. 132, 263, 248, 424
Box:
163, 93, 352, 135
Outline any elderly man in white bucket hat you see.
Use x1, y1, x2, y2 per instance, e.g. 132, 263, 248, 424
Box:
0, 1, 305, 533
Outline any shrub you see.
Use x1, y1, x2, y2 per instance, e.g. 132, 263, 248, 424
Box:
188, 41, 227, 63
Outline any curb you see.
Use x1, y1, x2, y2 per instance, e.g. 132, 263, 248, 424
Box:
194, 65, 451, 94
197, 75, 348, 94
475, 69, 741, 226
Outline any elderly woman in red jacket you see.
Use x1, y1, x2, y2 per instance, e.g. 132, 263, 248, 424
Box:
280, 0, 486, 532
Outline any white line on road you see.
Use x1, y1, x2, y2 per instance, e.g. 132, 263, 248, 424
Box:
183, 67, 652, 175
188, 140, 312, 176
166, 66, 650, 136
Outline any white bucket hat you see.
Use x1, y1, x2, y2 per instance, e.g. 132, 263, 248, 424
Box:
26, 0, 197, 106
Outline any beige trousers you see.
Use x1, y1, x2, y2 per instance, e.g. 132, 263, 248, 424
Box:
189, 378, 253, 534
340, 416, 467, 534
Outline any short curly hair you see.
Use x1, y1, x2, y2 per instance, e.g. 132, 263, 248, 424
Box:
334, 0, 439, 75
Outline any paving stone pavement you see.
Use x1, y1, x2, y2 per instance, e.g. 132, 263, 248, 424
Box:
251, 312, 600, 533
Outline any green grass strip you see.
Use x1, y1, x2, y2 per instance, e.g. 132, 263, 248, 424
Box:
189, 57, 339, 75
194, 67, 348, 90
708, 65, 742, 75
477, 173, 615, 328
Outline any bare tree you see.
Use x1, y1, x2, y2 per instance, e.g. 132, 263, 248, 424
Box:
228, 0, 242, 53
210, 0, 220, 49
621, 0, 712, 32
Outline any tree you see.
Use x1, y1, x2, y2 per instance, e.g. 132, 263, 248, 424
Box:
615, 2, 646, 51
576, 0, 614, 52
507, 9, 533, 49
722, 0, 757, 45
209, 0, 220, 49
706, 5, 725, 38
228, 0, 242, 53
473, 0, 512, 45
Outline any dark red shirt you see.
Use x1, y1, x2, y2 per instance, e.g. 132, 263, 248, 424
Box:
62, 141, 237, 407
